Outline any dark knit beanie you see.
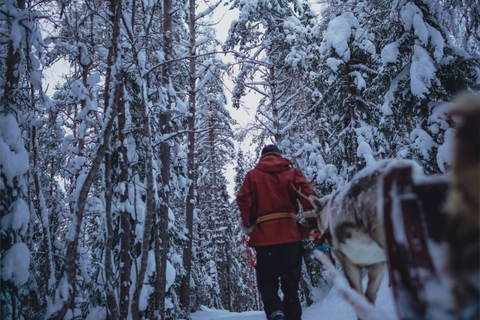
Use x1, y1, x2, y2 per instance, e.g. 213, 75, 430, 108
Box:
261, 144, 282, 155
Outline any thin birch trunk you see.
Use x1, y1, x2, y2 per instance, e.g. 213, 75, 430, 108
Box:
180, 0, 196, 311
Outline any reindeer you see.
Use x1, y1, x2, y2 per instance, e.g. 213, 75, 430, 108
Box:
308, 159, 423, 308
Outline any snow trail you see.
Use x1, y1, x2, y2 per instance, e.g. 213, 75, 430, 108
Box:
191, 274, 397, 320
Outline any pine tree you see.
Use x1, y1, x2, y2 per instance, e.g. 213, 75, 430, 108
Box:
313, 7, 381, 179
191, 49, 238, 309
374, 0, 480, 173
225, 0, 322, 146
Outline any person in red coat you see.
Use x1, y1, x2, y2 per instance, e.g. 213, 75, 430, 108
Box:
237, 144, 317, 320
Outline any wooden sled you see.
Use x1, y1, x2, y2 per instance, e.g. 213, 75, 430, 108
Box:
381, 165, 463, 319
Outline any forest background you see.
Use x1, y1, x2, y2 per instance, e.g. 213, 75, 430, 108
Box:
0, 0, 479, 319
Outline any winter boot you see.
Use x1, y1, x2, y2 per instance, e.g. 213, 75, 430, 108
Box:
269, 310, 285, 320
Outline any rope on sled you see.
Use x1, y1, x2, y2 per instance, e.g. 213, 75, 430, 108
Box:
238, 234, 258, 293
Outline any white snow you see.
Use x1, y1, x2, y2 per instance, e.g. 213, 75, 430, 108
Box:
427, 25, 445, 62
140, 285, 155, 311
350, 71, 366, 90
71, 79, 88, 100
400, 2, 421, 31
30, 70, 43, 89
165, 260, 176, 292
138, 49, 146, 70
381, 42, 400, 65
1, 243, 31, 287
320, 12, 359, 62
357, 141, 376, 166
1, 198, 30, 236
46, 277, 73, 318
85, 306, 106, 320
326, 58, 343, 72
437, 128, 455, 173
409, 127, 435, 159
316, 164, 339, 184
410, 44, 436, 98
0, 114, 30, 187
87, 73, 101, 86
191, 266, 397, 320
413, 12, 428, 45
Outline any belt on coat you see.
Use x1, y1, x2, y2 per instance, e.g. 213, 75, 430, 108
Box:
256, 212, 297, 224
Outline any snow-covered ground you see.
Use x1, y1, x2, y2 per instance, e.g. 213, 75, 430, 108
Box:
191, 273, 398, 320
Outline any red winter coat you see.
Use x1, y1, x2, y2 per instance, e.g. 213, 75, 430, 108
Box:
237, 153, 317, 247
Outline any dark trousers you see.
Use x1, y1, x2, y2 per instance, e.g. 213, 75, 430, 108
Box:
255, 241, 304, 320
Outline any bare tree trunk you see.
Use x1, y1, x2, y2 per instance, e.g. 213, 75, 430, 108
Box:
269, 66, 281, 142
117, 72, 132, 320
4, 0, 24, 101
45, 0, 123, 318
31, 123, 56, 306
154, 0, 173, 316
180, 0, 196, 311
210, 128, 220, 277
104, 151, 119, 319
155, 151, 170, 320
131, 84, 156, 319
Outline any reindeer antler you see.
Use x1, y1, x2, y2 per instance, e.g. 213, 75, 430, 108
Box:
292, 154, 317, 189
291, 184, 311, 201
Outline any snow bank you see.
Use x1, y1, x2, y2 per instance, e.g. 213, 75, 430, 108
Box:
311, 251, 396, 320
85, 306, 106, 320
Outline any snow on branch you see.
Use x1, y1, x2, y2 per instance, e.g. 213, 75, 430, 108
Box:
275, 88, 301, 110
255, 114, 277, 137
196, 0, 222, 21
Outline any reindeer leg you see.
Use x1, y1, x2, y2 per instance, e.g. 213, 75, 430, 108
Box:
365, 261, 387, 304
335, 251, 363, 295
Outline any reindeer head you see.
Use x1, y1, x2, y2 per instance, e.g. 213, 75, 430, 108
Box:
309, 195, 332, 234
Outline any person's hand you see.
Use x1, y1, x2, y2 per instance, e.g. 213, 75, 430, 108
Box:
238, 217, 255, 234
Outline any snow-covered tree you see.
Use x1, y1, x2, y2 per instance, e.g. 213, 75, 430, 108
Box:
190, 47, 238, 309
225, 0, 322, 146
442, 0, 480, 56
313, 9, 381, 179
373, 0, 480, 173
0, 1, 47, 318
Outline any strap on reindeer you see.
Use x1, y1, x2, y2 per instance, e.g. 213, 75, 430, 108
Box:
309, 229, 336, 265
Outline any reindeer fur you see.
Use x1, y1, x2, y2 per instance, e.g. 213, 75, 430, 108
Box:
310, 159, 423, 306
